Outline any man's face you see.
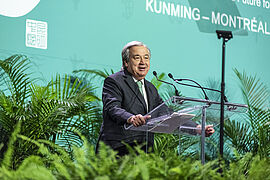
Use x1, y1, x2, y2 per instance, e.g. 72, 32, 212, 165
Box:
125, 46, 150, 80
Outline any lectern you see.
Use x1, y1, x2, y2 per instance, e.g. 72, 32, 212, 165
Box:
125, 96, 248, 164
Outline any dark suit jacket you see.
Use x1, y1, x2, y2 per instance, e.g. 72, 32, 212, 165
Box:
97, 69, 164, 149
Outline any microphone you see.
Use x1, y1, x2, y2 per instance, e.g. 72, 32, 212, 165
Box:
168, 73, 209, 100
168, 73, 228, 102
153, 71, 180, 96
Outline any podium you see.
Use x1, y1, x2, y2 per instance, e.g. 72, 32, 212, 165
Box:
125, 96, 248, 164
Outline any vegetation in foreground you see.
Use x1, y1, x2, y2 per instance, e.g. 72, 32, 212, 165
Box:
1, 125, 270, 180
0, 55, 269, 179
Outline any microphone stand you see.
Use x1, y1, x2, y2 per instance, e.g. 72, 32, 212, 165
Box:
216, 30, 233, 161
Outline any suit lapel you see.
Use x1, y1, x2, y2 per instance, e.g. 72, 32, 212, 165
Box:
123, 70, 147, 112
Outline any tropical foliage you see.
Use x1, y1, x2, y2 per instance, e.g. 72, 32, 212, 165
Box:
225, 69, 270, 158
1, 128, 270, 180
0, 55, 101, 168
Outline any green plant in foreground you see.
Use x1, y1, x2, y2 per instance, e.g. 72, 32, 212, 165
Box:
0, 55, 101, 168
1, 123, 270, 179
225, 69, 270, 158
0, 126, 217, 180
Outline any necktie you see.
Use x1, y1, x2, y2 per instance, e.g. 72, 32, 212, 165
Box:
136, 80, 144, 95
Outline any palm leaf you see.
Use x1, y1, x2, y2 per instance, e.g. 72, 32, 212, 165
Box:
223, 69, 270, 157
0, 55, 33, 106
0, 55, 104, 166
73, 69, 115, 79
224, 120, 252, 154
234, 69, 269, 110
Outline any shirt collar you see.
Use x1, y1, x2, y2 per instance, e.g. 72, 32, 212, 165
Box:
132, 76, 145, 85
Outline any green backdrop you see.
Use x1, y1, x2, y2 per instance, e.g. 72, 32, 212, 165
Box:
1, 0, 269, 102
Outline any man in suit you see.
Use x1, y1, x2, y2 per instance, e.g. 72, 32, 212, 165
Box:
96, 41, 214, 156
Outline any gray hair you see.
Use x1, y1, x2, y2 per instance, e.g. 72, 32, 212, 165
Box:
121, 41, 151, 69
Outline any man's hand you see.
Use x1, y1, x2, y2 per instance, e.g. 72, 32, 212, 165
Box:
196, 124, 215, 137
127, 114, 151, 127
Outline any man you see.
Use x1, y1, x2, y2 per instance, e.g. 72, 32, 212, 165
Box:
96, 41, 214, 156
